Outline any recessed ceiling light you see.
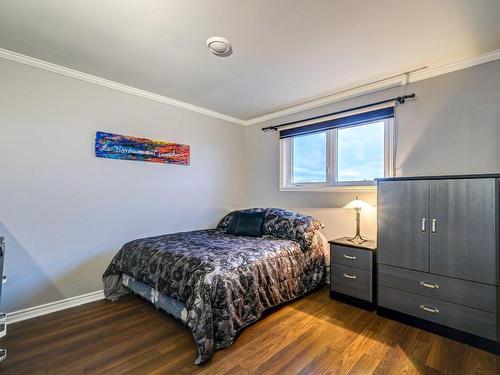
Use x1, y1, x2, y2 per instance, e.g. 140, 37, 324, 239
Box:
206, 37, 232, 57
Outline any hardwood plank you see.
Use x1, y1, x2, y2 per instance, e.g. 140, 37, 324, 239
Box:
251, 320, 333, 374
0, 287, 497, 375
347, 353, 383, 375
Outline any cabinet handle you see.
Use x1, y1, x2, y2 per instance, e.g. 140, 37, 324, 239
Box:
343, 273, 357, 279
420, 281, 439, 289
342, 254, 357, 260
421, 218, 426, 232
420, 304, 439, 314
431, 219, 436, 233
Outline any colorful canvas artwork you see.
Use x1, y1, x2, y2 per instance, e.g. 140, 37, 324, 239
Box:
95, 131, 190, 165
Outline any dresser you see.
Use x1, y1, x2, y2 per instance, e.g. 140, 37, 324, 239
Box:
377, 175, 500, 354
0, 237, 5, 362
329, 237, 377, 310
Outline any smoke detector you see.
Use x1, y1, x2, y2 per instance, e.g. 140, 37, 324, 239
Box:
206, 37, 232, 57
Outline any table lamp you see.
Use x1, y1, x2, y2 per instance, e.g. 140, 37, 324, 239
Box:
343, 196, 372, 244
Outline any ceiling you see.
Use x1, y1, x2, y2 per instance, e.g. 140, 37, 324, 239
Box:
1, 0, 500, 121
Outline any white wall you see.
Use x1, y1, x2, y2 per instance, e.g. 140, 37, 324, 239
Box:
245, 59, 500, 240
0, 58, 246, 312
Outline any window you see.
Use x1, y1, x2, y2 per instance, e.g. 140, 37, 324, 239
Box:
280, 113, 394, 191
292, 132, 327, 184
337, 121, 385, 182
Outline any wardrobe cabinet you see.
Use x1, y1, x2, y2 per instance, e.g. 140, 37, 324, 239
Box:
377, 175, 500, 354
0, 237, 5, 362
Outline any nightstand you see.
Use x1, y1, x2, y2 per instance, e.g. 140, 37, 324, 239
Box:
329, 237, 377, 310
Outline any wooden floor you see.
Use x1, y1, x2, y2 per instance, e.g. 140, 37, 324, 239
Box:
0, 287, 498, 375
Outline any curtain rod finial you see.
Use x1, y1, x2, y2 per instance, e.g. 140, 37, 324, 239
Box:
396, 93, 416, 104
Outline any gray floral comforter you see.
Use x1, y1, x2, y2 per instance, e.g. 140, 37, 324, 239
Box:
103, 209, 326, 364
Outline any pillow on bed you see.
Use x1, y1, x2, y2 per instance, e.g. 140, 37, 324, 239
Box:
233, 211, 265, 237
225, 212, 240, 234
264, 208, 323, 250
216, 208, 266, 232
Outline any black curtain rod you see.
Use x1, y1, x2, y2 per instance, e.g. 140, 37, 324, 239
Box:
261, 93, 415, 132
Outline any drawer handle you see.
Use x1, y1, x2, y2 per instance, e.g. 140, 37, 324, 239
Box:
342, 254, 357, 260
420, 304, 439, 314
420, 281, 439, 289
343, 273, 357, 279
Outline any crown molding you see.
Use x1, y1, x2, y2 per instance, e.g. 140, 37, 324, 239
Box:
0, 48, 246, 126
244, 48, 500, 126
243, 76, 406, 125
1, 47, 499, 127
409, 48, 500, 83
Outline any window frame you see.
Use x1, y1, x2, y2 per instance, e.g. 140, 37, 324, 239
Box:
279, 118, 394, 192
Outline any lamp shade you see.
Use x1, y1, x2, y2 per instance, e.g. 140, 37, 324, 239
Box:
343, 197, 372, 210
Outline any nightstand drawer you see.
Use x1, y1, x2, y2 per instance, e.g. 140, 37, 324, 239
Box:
331, 264, 373, 302
332, 244, 373, 271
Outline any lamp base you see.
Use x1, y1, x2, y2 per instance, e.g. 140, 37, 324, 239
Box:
347, 234, 367, 245
348, 207, 367, 245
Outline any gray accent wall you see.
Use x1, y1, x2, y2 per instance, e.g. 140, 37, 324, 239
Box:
244, 60, 500, 241
0, 58, 246, 312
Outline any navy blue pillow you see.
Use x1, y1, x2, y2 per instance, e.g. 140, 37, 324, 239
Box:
233, 212, 265, 237
226, 212, 240, 234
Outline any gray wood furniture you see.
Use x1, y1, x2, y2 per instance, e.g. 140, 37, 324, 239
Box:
329, 237, 377, 310
0, 237, 6, 362
377, 174, 500, 354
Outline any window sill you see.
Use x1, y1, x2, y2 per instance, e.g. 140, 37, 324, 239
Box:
279, 185, 377, 192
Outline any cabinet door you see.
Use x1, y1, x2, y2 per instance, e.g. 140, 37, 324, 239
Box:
0, 239, 3, 297
429, 179, 497, 285
377, 180, 429, 271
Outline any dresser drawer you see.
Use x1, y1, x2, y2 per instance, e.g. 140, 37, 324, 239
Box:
378, 264, 498, 313
331, 264, 373, 302
379, 286, 497, 341
332, 244, 373, 271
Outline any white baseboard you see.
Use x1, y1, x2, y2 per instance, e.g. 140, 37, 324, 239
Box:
7, 290, 105, 324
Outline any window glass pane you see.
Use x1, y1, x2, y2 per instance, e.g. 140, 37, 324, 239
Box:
292, 132, 326, 183
337, 121, 385, 182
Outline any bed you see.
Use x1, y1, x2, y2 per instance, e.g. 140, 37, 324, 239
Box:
103, 208, 328, 364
